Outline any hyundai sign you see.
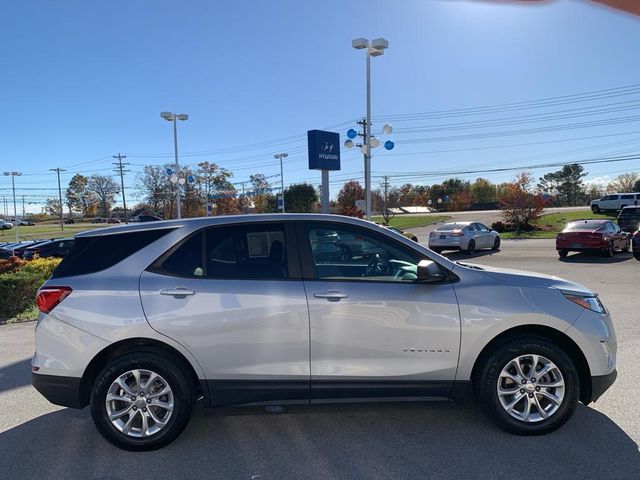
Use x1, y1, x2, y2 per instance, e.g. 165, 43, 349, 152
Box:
307, 130, 341, 171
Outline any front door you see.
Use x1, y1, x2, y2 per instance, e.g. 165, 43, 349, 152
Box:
140, 222, 310, 406
298, 222, 461, 401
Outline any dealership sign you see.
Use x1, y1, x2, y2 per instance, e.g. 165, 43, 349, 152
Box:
307, 130, 341, 171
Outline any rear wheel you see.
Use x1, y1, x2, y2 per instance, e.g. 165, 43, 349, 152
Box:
558, 250, 568, 258
430, 246, 443, 254
466, 240, 476, 255
621, 240, 629, 253
475, 336, 579, 435
90, 351, 195, 451
492, 237, 501, 251
591, 205, 600, 213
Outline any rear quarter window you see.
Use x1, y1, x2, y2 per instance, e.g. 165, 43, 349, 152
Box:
51, 228, 174, 278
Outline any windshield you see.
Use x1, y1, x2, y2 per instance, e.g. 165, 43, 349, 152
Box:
565, 221, 605, 231
437, 223, 467, 231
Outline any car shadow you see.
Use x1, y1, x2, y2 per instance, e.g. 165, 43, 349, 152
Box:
559, 252, 634, 264
441, 249, 500, 260
0, 358, 32, 393
1, 401, 637, 479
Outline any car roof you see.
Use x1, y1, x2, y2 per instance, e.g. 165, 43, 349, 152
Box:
75, 214, 389, 238
26, 237, 72, 248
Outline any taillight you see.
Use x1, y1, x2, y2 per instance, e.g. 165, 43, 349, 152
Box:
450, 230, 464, 237
36, 287, 72, 314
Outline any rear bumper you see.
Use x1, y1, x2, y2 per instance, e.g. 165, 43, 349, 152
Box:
589, 369, 617, 403
32, 373, 85, 408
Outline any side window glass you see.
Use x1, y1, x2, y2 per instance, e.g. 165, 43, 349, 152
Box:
157, 231, 204, 277
307, 224, 422, 282
205, 224, 287, 279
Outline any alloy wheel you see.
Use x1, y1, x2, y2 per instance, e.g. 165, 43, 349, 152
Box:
497, 354, 565, 423
105, 369, 174, 438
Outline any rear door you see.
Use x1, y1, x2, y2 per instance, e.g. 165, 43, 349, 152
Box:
139, 222, 311, 406
299, 221, 461, 401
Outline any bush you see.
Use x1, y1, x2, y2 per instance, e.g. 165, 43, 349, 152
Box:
0, 257, 61, 319
491, 221, 507, 233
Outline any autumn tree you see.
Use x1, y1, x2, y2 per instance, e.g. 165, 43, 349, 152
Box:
136, 165, 169, 216
250, 174, 274, 213
500, 172, 548, 233
608, 172, 640, 193
337, 180, 365, 218
43, 198, 62, 217
197, 161, 238, 216
65, 174, 96, 217
87, 175, 119, 217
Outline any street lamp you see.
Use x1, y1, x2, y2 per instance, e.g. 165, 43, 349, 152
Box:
3, 171, 22, 242
352, 36, 389, 220
274, 153, 288, 213
161, 111, 189, 219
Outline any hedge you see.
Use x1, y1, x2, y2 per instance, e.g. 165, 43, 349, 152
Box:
0, 258, 61, 319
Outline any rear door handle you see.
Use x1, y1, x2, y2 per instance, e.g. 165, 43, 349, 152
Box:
159, 287, 195, 297
313, 290, 348, 301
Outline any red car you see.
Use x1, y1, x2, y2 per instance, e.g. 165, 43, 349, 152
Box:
556, 219, 630, 258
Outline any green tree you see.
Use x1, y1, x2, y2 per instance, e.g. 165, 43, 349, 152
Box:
65, 174, 96, 218
634, 178, 640, 193
136, 165, 169, 216
284, 183, 318, 213
470, 178, 496, 203
537, 164, 587, 206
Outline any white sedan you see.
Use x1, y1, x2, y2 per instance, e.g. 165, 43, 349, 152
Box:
428, 221, 500, 254
0, 220, 14, 230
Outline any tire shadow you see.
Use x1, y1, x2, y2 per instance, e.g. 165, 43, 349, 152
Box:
1, 400, 637, 480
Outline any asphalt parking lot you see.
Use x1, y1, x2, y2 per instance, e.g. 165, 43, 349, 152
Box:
0, 239, 639, 479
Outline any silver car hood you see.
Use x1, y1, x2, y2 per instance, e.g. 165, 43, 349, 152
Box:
454, 262, 593, 296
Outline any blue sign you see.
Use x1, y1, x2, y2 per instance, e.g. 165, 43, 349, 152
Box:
166, 168, 174, 175
347, 128, 357, 139
307, 130, 341, 171
384, 140, 395, 151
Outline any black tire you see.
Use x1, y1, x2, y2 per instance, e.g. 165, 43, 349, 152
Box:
90, 350, 196, 451
474, 336, 580, 435
430, 247, 443, 254
603, 241, 615, 258
466, 240, 476, 255
492, 237, 501, 251
634, 250, 640, 261
558, 250, 568, 258
591, 205, 600, 213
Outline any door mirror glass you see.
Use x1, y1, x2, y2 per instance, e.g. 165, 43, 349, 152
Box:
417, 259, 446, 283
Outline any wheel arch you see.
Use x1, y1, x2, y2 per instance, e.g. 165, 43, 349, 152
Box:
79, 337, 205, 408
470, 325, 592, 404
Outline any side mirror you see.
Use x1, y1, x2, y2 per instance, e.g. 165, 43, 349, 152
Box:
417, 259, 446, 283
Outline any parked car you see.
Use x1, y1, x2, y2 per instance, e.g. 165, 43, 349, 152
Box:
556, 219, 629, 258
590, 193, 640, 213
428, 221, 500, 254
0, 220, 14, 230
9, 219, 35, 226
64, 218, 76, 225
384, 225, 419, 242
0, 248, 13, 260
32, 214, 616, 450
10, 240, 47, 258
616, 206, 640, 232
23, 238, 74, 260
632, 230, 640, 261
91, 218, 106, 224
108, 217, 121, 224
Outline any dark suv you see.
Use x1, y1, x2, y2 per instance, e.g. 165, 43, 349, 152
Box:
617, 206, 640, 232
23, 238, 74, 260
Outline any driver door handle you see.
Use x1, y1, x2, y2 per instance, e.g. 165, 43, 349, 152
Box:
313, 290, 348, 301
160, 287, 195, 297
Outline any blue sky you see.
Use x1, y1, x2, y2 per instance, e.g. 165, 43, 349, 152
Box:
2, 0, 640, 211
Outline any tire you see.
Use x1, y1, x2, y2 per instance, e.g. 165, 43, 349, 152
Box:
474, 336, 580, 435
492, 237, 501, 251
558, 250, 568, 258
466, 239, 476, 255
603, 241, 615, 258
634, 250, 640, 261
591, 205, 600, 213
90, 350, 196, 451
430, 247, 443, 254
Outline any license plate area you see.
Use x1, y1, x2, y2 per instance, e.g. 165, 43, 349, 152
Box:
439, 234, 446, 239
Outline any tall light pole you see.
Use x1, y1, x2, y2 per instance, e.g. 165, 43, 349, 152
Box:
274, 152, 288, 213
3, 171, 22, 242
161, 111, 189, 219
352, 37, 388, 220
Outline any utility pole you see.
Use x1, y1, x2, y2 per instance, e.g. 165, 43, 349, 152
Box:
239, 181, 247, 214
113, 153, 129, 223
22, 195, 25, 218
50, 168, 66, 231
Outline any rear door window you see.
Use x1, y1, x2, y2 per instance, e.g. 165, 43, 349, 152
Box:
621, 194, 634, 200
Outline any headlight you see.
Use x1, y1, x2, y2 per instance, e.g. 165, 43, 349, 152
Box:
563, 293, 606, 314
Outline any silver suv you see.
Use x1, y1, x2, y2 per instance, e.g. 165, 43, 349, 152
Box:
31, 214, 617, 450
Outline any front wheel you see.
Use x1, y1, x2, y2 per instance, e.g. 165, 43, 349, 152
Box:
475, 336, 580, 435
603, 241, 615, 257
591, 205, 600, 213
558, 250, 568, 258
90, 351, 196, 451
492, 237, 501, 251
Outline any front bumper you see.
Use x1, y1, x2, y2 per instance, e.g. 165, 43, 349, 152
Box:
32, 373, 84, 408
590, 369, 617, 403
